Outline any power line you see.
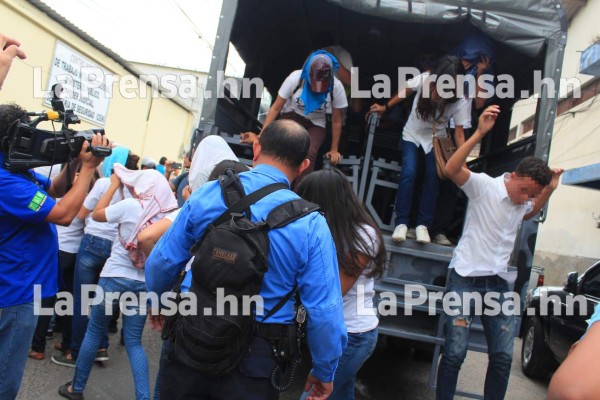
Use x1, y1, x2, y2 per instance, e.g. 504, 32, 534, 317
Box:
167, 0, 213, 51
166, 0, 240, 75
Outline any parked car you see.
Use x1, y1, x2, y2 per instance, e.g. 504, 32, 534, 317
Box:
520, 261, 600, 379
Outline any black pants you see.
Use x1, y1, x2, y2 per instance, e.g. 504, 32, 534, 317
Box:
31, 250, 77, 352
160, 337, 279, 400
58, 250, 76, 350
31, 296, 56, 353
431, 179, 460, 237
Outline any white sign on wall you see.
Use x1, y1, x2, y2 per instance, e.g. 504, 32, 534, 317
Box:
45, 41, 112, 126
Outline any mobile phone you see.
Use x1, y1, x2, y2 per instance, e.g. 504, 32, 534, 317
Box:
171, 162, 182, 170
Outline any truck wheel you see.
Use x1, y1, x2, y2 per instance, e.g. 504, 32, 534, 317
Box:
521, 317, 557, 379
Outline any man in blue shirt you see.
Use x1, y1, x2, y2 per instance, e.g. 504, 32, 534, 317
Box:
0, 103, 108, 399
146, 120, 347, 399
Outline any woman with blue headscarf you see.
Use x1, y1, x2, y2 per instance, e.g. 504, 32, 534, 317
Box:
241, 50, 347, 181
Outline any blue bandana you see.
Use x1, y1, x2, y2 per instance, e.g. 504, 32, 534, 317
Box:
453, 32, 496, 96
102, 146, 130, 177
299, 50, 339, 115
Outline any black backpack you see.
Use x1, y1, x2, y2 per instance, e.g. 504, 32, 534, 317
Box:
164, 169, 319, 376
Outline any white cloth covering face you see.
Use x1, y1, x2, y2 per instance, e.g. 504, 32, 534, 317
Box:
113, 163, 178, 248
188, 135, 239, 192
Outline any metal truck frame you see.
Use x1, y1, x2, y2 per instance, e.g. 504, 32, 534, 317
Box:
194, 1, 568, 397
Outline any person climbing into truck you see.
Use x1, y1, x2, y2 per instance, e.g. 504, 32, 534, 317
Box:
240, 50, 347, 184
368, 55, 471, 244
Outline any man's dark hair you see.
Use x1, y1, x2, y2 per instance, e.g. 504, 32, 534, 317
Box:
159, 156, 167, 165
259, 120, 309, 168
0, 103, 29, 146
207, 160, 250, 181
514, 157, 552, 187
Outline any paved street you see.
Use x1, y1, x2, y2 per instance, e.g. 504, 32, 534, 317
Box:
18, 324, 547, 400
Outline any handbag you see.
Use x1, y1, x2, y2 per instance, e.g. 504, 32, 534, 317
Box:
431, 119, 457, 180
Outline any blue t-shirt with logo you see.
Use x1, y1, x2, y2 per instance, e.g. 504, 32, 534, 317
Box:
0, 154, 59, 307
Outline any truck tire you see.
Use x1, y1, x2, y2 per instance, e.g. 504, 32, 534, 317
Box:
520, 317, 557, 379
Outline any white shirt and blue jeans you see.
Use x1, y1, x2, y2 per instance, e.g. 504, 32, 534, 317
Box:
71, 198, 154, 399
436, 172, 532, 400
394, 73, 470, 229
329, 224, 380, 400
71, 178, 121, 359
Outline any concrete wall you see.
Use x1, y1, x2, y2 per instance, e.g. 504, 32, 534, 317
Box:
0, 0, 195, 164
533, 0, 600, 280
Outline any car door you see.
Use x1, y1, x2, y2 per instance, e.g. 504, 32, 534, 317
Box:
550, 263, 600, 361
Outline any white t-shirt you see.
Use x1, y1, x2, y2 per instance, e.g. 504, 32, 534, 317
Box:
165, 208, 180, 222
343, 224, 380, 333
57, 215, 85, 253
83, 178, 123, 241
403, 72, 470, 154
449, 98, 473, 129
328, 45, 353, 85
278, 69, 348, 128
450, 173, 532, 279
100, 198, 147, 282
33, 164, 62, 180
163, 209, 196, 271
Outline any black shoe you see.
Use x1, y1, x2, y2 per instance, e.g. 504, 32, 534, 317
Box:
58, 382, 84, 400
52, 353, 76, 368
95, 349, 109, 362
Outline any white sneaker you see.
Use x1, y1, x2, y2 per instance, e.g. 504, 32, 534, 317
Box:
415, 225, 431, 244
406, 228, 416, 239
392, 224, 408, 242
433, 233, 452, 246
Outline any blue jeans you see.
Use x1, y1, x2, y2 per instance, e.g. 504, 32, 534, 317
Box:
72, 277, 149, 399
394, 140, 440, 228
153, 341, 168, 400
0, 302, 38, 399
329, 328, 378, 400
71, 234, 112, 358
436, 270, 515, 400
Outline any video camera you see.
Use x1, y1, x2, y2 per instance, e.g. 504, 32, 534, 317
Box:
3, 84, 112, 172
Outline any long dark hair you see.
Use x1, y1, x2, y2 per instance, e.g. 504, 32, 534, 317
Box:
416, 55, 465, 123
295, 168, 386, 278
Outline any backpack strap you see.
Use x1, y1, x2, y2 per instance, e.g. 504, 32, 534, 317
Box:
266, 199, 320, 229
257, 200, 319, 322
219, 169, 246, 213
260, 283, 298, 323
213, 177, 287, 227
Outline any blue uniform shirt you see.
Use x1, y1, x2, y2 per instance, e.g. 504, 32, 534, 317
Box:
146, 164, 347, 382
0, 153, 59, 307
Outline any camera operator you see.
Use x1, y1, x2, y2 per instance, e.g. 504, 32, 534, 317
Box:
0, 103, 109, 399
0, 33, 26, 90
